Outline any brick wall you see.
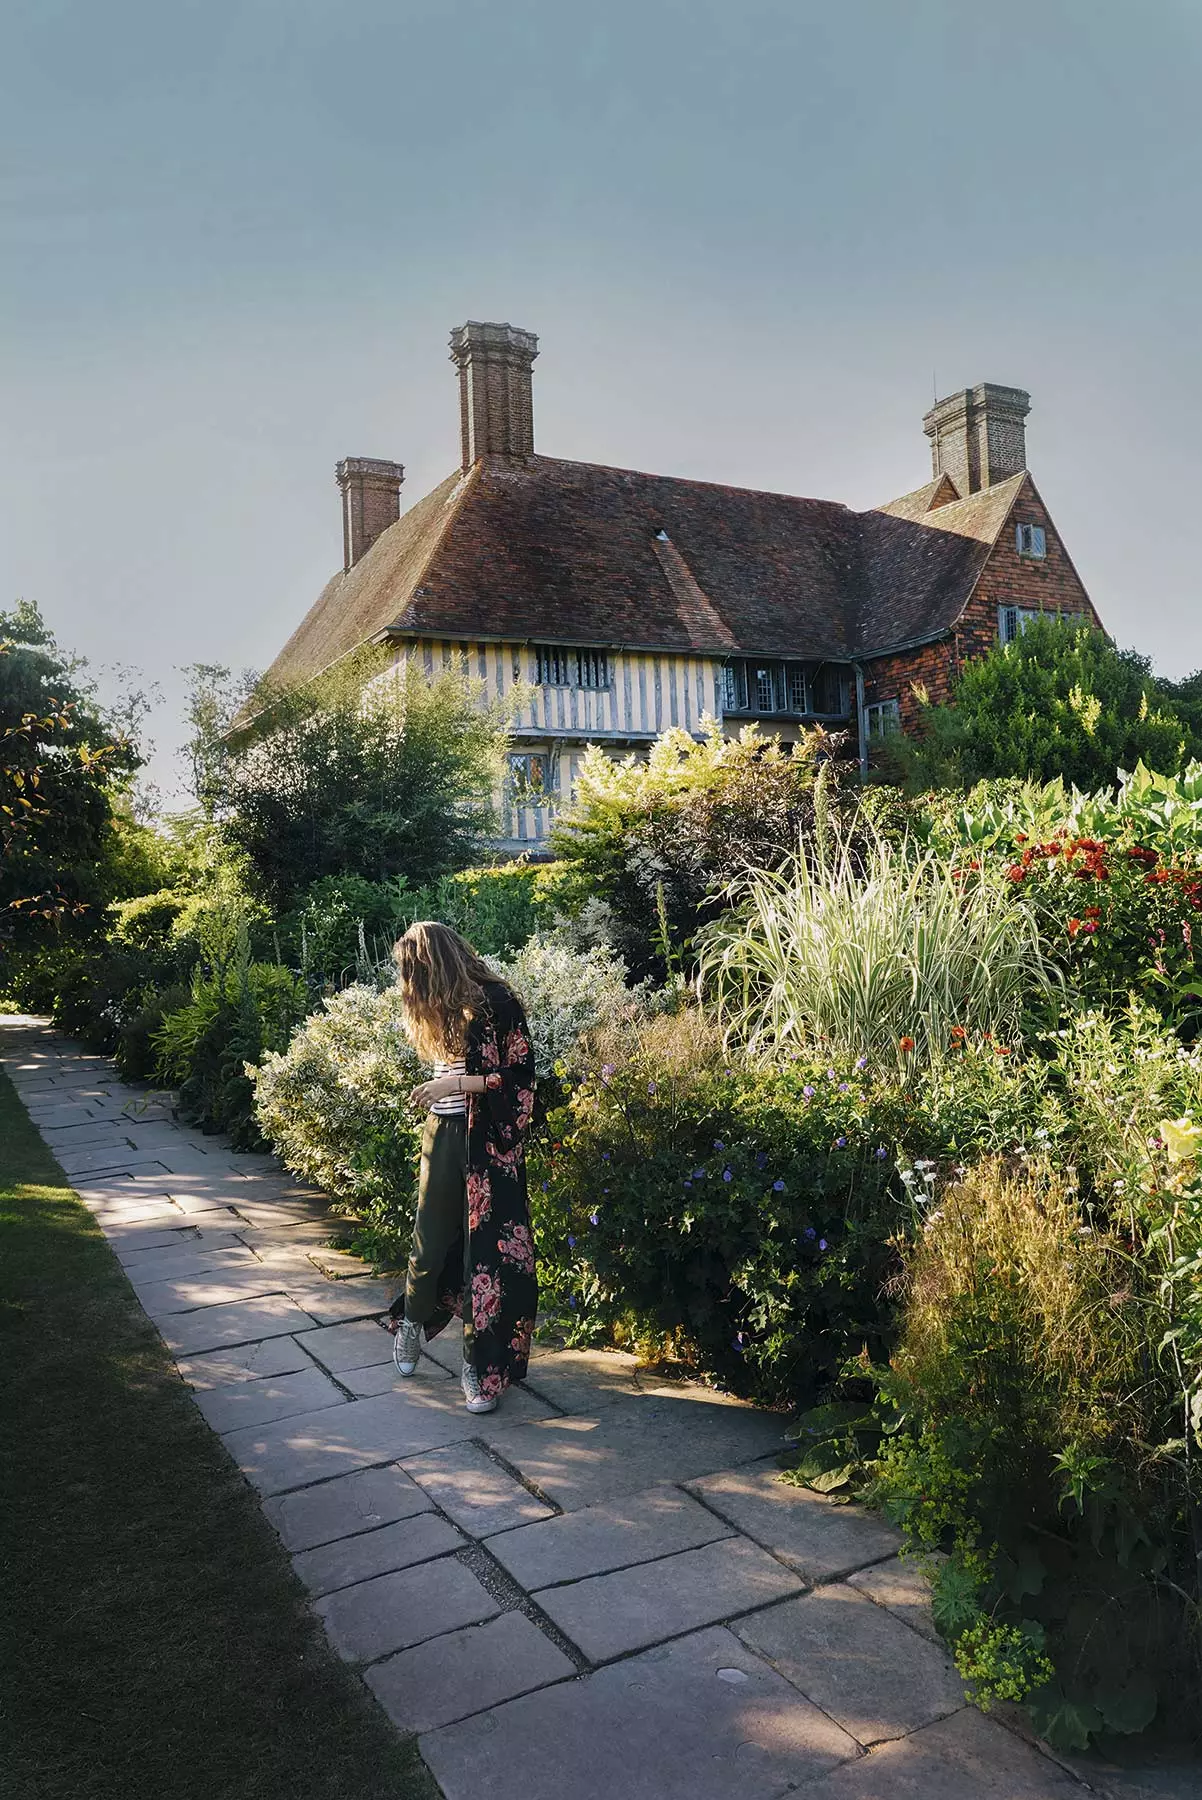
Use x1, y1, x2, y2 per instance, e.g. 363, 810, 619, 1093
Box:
862, 476, 1100, 732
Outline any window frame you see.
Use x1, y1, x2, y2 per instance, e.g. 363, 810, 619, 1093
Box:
506, 751, 551, 803
864, 698, 901, 741
534, 645, 612, 690
720, 658, 850, 720
1015, 522, 1047, 560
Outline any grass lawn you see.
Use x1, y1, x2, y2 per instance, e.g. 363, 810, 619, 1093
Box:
0, 1067, 440, 1800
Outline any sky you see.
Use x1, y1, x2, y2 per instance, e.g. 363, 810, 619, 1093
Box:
3, 0, 1200, 801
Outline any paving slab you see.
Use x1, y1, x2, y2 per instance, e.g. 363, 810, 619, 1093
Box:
520, 1345, 645, 1411
231, 1200, 334, 1229
115, 1240, 252, 1280
536, 1532, 804, 1662
159, 1293, 319, 1357
294, 1512, 464, 1597
419, 1624, 859, 1800
178, 1335, 317, 1388
482, 1395, 787, 1513
735, 1584, 964, 1745
1065, 1757, 1202, 1800
56, 1147, 174, 1177
279, 1276, 396, 1326
790, 1704, 1082, 1798
197, 1364, 347, 1433
846, 1553, 942, 1644
133, 1267, 289, 1317
367, 1610, 575, 1734
315, 1556, 499, 1662
40, 1123, 138, 1151
222, 1386, 487, 1495
486, 1483, 733, 1589
685, 1463, 901, 1581
104, 1204, 244, 1236
20, 1102, 98, 1127
401, 1441, 554, 1536
109, 1224, 202, 1257
414, 1317, 464, 1374
167, 1188, 250, 1215
296, 1319, 398, 1373
265, 1463, 435, 1552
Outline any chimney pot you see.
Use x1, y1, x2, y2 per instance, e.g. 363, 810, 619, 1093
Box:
922, 383, 1030, 494
449, 320, 539, 468
336, 456, 404, 571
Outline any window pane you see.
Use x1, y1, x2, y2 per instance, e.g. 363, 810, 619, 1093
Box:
755, 666, 774, 711
787, 665, 807, 712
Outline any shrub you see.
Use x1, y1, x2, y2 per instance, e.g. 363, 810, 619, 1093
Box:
551, 722, 858, 977
218, 652, 505, 909
872, 1156, 1201, 1751
155, 959, 308, 1147
897, 620, 1192, 791
393, 864, 563, 959
279, 875, 401, 987
696, 826, 1059, 1071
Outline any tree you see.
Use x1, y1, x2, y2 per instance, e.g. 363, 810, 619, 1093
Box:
216, 650, 505, 908
0, 601, 141, 958
896, 621, 1192, 792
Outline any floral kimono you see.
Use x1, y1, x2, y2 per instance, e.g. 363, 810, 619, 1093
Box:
392, 980, 538, 1400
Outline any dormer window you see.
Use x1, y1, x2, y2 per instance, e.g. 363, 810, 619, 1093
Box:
535, 645, 612, 690
1015, 523, 1047, 559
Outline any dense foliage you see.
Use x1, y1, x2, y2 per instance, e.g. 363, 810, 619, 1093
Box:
898, 621, 1193, 792
551, 721, 860, 976
1, 601, 141, 973
215, 652, 506, 909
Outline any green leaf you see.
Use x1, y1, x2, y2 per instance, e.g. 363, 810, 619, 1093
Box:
1096, 1672, 1159, 1737
1027, 1685, 1104, 1752
807, 1463, 855, 1493
995, 1541, 1046, 1602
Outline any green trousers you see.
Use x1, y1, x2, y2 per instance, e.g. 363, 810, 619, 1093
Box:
405, 1113, 473, 1357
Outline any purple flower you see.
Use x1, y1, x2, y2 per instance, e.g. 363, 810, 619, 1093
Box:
838, 1082, 849, 1093
803, 1085, 816, 1099
693, 1168, 707, 1180
723, 1168, 733, 1182
827, 1068, 836, 1081
804, 1226, 816, 1240
835, 1136, 847, 1148
732, 1334, 745, 1352
647, 1082, 657, 1096
755, 1151, 767, 1169
567, 1235, 577, 1248
541, 1180, 548, 1190
773, 1179, 785, 1192
819, 1238, 828, 1251
875, 1147, 887, 1160
602, 1187, 609, 1194
855, 1055, 867, 1071
568, 1295, 577, 1309
589, 1210, 599, 1225
600, 1063, 615, 1082
602, 1151, 611, 1162
683, 1179, 693, 1188
713, 1140, 725, 1150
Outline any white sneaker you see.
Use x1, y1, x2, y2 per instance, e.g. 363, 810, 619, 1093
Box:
461, 1360, 497, 1414
393, 1317, 422, 1376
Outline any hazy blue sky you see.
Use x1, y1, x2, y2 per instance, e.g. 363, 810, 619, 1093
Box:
3, 1, 1200, 798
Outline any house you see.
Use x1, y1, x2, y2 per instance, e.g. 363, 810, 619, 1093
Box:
257, 321, 1101, 852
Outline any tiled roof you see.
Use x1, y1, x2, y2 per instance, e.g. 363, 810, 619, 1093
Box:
257, 454, 1030, 694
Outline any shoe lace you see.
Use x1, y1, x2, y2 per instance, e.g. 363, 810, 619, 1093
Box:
461, 1361, 482, 1399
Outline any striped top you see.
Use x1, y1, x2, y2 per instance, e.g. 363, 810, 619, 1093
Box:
430, 1058, 467, 1116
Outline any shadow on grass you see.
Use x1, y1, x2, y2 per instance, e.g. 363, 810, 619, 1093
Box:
0, 1068, 440, 1800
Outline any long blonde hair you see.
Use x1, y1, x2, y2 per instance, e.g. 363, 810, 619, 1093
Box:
392, 921, 500, 1063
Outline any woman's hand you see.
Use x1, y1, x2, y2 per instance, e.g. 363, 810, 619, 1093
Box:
409, 1076, 466, 1110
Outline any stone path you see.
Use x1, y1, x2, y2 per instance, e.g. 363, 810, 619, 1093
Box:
2, 1016, 1191, 1800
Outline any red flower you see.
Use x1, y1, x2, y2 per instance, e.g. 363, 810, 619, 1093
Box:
995, 1045, 1012, 1055
899, 1037, 916, 1053
1081, 920, 1098, 935
1067, 917, 1082, 937
950, 1025, 966, 1042
1006, 865, 1027, 883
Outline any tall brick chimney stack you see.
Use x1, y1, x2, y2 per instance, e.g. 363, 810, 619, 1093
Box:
336, 457, 405, 572
449, 321, 539, 469
923, 383, 1030, 494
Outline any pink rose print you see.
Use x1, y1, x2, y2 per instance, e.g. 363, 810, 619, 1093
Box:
486, 1138, 525, 1176
467, 1169, 492, 1231
480, 1367, 506, 1400
503, 1027, 531, 1066
481, 1033, 500, 1069
438, 1289, 465, 1320
509, 1317, 534, 1356
497, 1223, 535, 1274
515, 1086, 535, 1131
484, 1071, 502, 1092
471, 1265, 503, 1331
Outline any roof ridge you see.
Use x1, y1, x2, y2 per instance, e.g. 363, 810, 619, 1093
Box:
524, 452, 854, 514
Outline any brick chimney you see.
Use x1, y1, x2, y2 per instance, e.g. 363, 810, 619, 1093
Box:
336, 457, 404, 571
922, 383, 1030, 494
449, 321, 539, 468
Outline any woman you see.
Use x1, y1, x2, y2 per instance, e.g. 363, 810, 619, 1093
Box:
387, 921, 538, 1415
